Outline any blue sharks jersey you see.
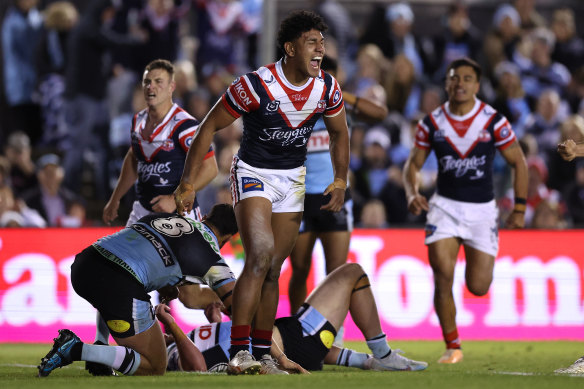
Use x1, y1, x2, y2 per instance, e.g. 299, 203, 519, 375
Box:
93, 213, 234, 292
131, 104, 214, 211
414, 99, 516, 203
305, 117, 333, 194
222, 59, 344, 169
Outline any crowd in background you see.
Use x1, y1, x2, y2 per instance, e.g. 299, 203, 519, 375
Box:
1, 0, 583, 228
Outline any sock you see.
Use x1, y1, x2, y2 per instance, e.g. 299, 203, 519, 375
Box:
251, 329, 272, 360
333, 325, 344, 347
366, 333, 391, 359
95, 313, 110, 345
444, 329, 461, 349
230, 324, 251, 359
81, 344, 141, 375
336, 348, 369, 369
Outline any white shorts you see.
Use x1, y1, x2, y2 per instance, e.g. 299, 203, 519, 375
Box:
424, 194, 499, 257
229, 156, 306, 213
126, 200, 200, 227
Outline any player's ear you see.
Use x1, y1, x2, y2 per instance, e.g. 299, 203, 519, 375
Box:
284, 41, 295, 57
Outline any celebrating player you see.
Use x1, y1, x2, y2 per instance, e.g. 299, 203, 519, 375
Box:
158, 262, 427, 373
37, 204, 237, 377
403, 57, 528, 364
103, 59, 218, 226
174, 10, 350, 374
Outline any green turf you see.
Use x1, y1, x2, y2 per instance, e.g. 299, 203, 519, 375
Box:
1, 341, 583, 389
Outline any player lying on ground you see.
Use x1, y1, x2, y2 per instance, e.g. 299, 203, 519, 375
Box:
37, 204, 239, 377
158, 263, 428, 373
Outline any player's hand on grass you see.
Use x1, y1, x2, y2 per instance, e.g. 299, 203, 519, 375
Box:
174, 182, 196, 215
151, 194, 178, 213
277, 355, 310, 374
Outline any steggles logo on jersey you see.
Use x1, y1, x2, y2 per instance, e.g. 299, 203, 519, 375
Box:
439, 155, 487, 178
138, 161, 172, 182
241, 177, 264, 192
259, 126, 312, 147
266, 100, 280, 112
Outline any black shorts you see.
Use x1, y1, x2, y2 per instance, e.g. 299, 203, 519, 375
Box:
70, 246, 154, 338
299, 190, 353, 233
274, 311, 336, 371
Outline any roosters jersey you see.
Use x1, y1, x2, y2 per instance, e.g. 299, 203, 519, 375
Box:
222, 59, 344, 169
414, 99, 516, 203
131, 104, 214, 211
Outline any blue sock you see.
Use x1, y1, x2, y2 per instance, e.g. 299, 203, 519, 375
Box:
336, 348, 369, 368
366, 333, 391, 359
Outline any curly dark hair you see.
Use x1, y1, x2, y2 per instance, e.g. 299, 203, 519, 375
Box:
276, 10, 328, 52
205, 203, 238, 236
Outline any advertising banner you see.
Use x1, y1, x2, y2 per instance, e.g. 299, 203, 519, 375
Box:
0, 228, 582, 342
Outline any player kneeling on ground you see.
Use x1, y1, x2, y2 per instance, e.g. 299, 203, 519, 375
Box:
159, 263, 428, 373
37, 204, 238, 377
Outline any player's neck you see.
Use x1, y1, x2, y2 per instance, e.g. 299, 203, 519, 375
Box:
281, 57, 310, 86
147, 100, 174, 125
448, 97, 476, 116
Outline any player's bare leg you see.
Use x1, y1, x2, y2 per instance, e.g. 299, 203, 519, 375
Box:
308, 263, 427, 371
228, 197, 274, 374
113, 321, 167, 375
429, 238, 464, 364
288, 231, 318, 313
252, 211, 301, 374
462, 245, 495, 297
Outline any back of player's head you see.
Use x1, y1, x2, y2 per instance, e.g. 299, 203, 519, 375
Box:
321, 56, 338, 73
277, 10, 328, 52
446, 57, 482, 81
144, 59, 175, 79
205, 203, 238, 236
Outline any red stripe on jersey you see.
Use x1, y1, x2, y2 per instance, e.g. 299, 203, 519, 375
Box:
227, 76, 260, 112
222, 94, 243, 119
149, 105, 180, 141
443, 101, 485, 138
271, 65, 317, 111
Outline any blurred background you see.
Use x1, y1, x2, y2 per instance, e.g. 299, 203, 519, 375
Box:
1, 0, 584, 229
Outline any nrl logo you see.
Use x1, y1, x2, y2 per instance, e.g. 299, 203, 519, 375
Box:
266, 100, 280, 112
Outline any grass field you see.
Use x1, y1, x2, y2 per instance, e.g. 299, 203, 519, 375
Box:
1, 341, 583, 389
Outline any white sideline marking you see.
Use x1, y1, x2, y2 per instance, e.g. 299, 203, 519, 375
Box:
494, 371, 584, 377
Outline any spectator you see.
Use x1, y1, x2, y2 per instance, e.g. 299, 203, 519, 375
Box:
564, 160, 584, 227
185, 87, 212, 121
360, 2, 433, 77
513, 0, 546, 34
2, 0, 44, 144
0, 185, 46, 228
21, 153, 83, 227
348, 44, 389, 99
482, 4, 521, 82
547, 115, 584, 194
523, 89, 564, 157
550, 8, 584, 73
62, 0, 145, 201
357, 199, 389, 228
383, 54, 422, 120
531, 198, 567, 229
173, 59, 197, 108
3, 131, 38, 197
36, 1, 79, 148
491, 61, 531, 136
520, 27, 572, 109
432, 0, 482, 83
